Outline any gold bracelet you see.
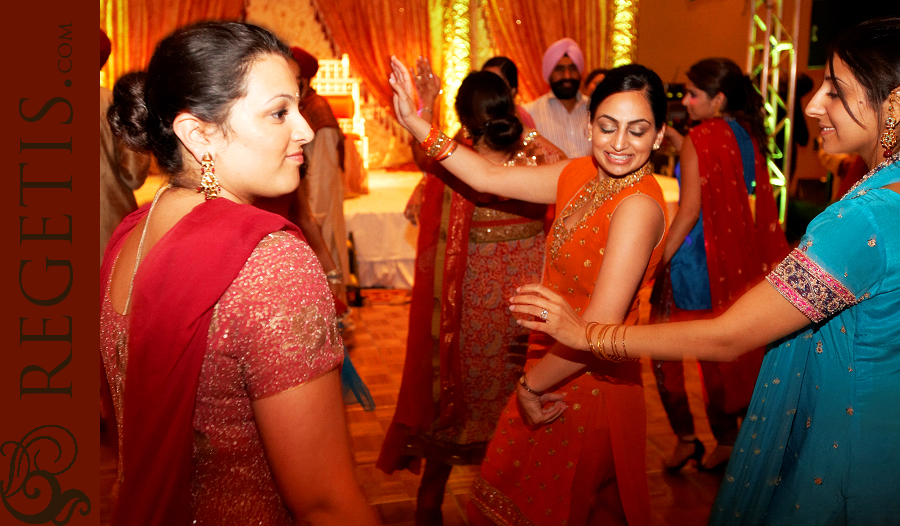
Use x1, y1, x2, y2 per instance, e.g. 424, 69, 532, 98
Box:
585, 322, 599, 355
609, 324, 621, 360
518, 374, 544, 396
427, 132, 450, 157
419, 126, 440, 151
621, 325, 629, 359
596, 324, 613, 361
434, 140, 458, 161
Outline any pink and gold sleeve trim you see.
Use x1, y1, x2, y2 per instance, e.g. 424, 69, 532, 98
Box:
766, 248, 858, 323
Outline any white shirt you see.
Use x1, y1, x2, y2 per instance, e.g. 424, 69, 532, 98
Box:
523, 91, 591, 158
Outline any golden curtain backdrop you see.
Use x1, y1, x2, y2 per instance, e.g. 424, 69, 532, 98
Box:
482, 0, 622, 101
310, 0, 431, 111
100, 0, 245, 88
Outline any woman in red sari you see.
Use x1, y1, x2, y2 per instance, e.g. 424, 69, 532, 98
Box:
388, 58, 670, 525
100, 22, 376, 526
652, 58, 789, 473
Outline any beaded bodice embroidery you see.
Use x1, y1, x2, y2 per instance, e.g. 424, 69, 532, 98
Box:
548, 163, 651, 263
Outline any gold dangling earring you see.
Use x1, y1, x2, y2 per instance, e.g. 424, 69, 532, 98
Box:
881, 90, 899, 158
197, 152, 221, 200
587, 124, 593, 142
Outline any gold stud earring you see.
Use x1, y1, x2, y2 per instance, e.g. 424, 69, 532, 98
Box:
197, 152, 221, 200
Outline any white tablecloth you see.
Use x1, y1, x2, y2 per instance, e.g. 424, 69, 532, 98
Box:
343, 170, 421, 289
343, 171, 680, 290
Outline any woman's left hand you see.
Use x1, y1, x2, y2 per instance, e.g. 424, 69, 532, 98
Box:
510, 284, 589, 351
516, 385, 567, 426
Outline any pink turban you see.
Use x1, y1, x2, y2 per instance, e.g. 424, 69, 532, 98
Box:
541, 38, 585, 82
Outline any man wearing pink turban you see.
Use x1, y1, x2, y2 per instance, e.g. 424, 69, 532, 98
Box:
523, 38, 591, 158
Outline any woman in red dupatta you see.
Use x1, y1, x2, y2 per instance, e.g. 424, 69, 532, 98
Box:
99, 22, 375, 526
377, 69, 563, 525
651, 58, 789, 473
387, 59, 671, 526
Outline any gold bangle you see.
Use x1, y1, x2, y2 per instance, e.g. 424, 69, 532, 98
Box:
596, 324, 613, 361
435, 140, 458, 161
419, 126, 440, 151
518, 374, 544, 396
585, 322, 599, 355
427, 132, 450, 157
621, 325, 629, 359
609, 325, 619, 362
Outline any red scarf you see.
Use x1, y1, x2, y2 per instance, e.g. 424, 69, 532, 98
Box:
101, 198, 302, 526
692, 118, 789, 412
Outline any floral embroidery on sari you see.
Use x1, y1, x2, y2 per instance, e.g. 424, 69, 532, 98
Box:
766, 248, 859, 322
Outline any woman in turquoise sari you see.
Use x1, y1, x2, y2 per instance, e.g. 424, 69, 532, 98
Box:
508, 17, 900, 525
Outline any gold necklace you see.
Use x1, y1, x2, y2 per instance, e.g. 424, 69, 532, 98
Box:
549, 163, 651, 263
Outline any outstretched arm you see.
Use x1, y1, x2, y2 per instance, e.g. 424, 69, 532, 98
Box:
511, 278, 810, 363
390, 56, 567, 204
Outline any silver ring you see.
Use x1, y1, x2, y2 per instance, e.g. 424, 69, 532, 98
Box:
540, 308, 549, 321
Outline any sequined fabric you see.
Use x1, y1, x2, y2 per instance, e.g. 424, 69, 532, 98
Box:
767, 248, 858, 322
101, 231, 342, 524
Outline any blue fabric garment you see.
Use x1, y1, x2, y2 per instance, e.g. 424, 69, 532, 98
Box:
709, 157, 900, 525
670, 120, 756, 311
727, 119, 757, 194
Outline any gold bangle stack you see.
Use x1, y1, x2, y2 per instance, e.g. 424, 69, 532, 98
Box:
586, 323, 634, 362
418, 126, 457, 161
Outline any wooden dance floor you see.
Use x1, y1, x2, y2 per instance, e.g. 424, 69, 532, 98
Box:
100, 289, 723, 525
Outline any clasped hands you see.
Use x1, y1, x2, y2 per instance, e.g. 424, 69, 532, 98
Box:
509, 284, 589, 426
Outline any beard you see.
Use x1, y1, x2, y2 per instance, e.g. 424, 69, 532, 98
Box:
550, 79, 580, 100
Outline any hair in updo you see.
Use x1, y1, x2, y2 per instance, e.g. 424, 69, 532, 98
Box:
455, 70, 523, 153
107, 21, 291, 175
686, 58, 767, 153
590, 64, 667, 130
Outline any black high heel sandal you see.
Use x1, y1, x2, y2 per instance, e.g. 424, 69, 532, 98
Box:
663, 438, 705, 473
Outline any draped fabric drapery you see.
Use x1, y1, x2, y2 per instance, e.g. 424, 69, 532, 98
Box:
482, 0, 614, 102
310, 0, 431, 112
100, 0, 245, 87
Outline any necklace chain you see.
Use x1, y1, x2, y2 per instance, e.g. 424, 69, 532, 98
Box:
840, 153, 900, 201
123, 184, 171, 314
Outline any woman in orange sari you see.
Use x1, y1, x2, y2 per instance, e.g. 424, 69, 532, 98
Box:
387, 59, 670, 525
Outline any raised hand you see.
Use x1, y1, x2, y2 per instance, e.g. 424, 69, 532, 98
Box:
414, 56, 441, 116
509, 284, 589, 351
389, 56, 419, 130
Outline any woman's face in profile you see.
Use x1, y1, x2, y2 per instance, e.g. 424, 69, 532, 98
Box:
590, 90, 663, 177
805, 57, 879, 160
681, 80, 721, 121
210, 54, 314, 204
